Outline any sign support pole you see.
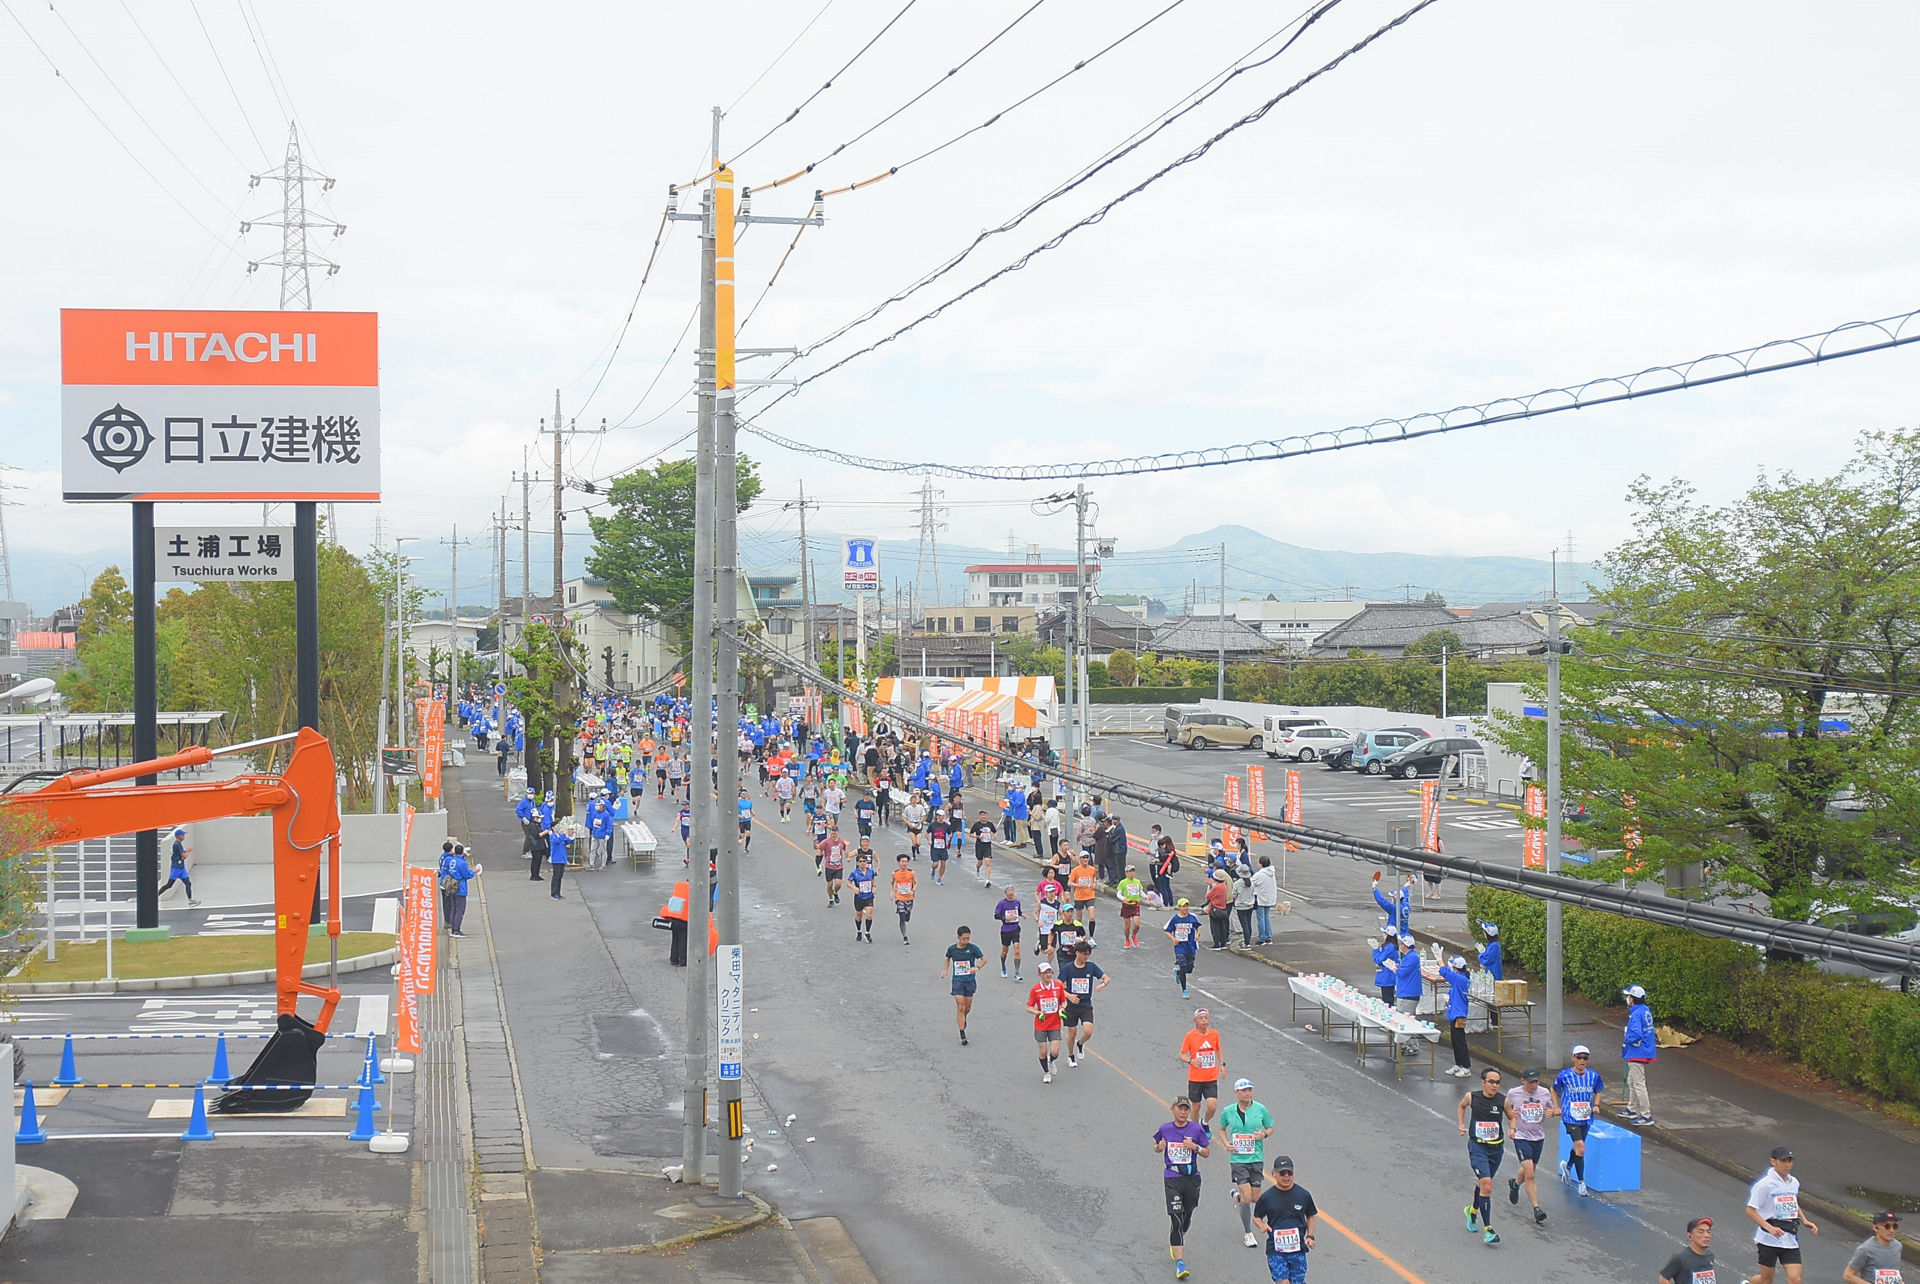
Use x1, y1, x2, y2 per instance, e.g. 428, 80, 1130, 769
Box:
132, 503, 159, 930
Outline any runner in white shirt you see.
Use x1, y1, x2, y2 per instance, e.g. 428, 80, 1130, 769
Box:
1504, 1068, 1555, 1226
1746, 1145, 1819, 1284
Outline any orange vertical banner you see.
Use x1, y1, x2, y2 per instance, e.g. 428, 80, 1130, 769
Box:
405, 865, 438, 996
1523, 783, 1547, 869
1246, 766, 1268, 843
1420, 780, 1440, 850
1222, 774, 1242, 852
1283, 769, 1301, 851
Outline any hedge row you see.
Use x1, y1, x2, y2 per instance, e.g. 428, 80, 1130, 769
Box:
1466, 886, 1920, 1105
1087, 687, 1212, 705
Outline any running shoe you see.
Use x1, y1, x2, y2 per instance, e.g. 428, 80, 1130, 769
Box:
1577, 1180, 1589, 1198
1014, 973, 1022, 982
1482, 1228, 1500, 1246
1042, 1071, 1053, 1084
1001, 965, 1008, 977
1242, 1232, 1259, 1248
1533, 1206, 1547, 1225
1557, 1160, 1570, 1184
1508, 1178, 1519, 1205
1065, 1055, 1077, 1068
1465, 1205, 1478, 1232
188, 899, 203, 907
959, 1031, 968, 1045
1173, 1259, 1189, 1280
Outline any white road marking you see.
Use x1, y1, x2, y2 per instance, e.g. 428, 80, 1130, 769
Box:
354, 993, 390, 1038
371, 896, 399, 935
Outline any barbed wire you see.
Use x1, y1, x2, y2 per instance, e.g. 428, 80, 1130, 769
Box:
736, 305, 1920, 479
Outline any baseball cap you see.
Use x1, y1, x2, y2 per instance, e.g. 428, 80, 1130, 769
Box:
1233, 1077, 1254, 1091
1623, 984, 1647, 998
1176, 897, 1191, 906
1522, 1068, 1541, 1080
1126, 863, 1137, 871
1571, 1044, 1591, 1056
1036, 960, 1052, 971
1270, 1155, 1294, 1173
1398, 934, 1416, 946
1687, 1217, 1713, 1233
1769, 1145, 1794, 1161
1873, 1211, 1901, 1226
173, 826, 186, 836
1479, 921, 1499, 936
1194, 1007, 1209, 1018
1448, 955, 1467, 969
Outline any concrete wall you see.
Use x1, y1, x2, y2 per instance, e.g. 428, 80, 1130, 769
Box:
188, 809, 449, 867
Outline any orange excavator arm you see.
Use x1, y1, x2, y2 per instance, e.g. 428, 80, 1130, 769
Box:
0, 726, 344, 1032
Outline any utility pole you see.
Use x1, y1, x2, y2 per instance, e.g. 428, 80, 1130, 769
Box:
540, 394, 605, 822
519, 450, 534, 791
784, 485, 818, 667
441, 524, 475, 704
1544, 556, 1564, 1062
1216, 541, 1227, 701
1440, 644, 1449, 720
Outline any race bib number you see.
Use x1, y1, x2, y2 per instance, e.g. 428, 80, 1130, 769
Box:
1174, 925, 1193, 942
1039, 998, 1058, 1014
1069, 978, 1090, 995
1039, 906, 1059, 927
1568, 1100, 1592, 1121
1473, 1120, 1502, 1143
1872, 1270, 1900, 1284
953, 961, 972, 976
1230, 1132, 1256, 1155
1165, 1144, 1192, 1166
1271, 1227, 1301, 1254
1772, 1194, 1800, 1220
1692, 1272, 1716, 1284
1519, 1102, 1545, 1123
1003, 909, 1019, 923
1194, 1050, 1217, 1070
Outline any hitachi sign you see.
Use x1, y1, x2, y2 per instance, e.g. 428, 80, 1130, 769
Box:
124, 331, 320, 363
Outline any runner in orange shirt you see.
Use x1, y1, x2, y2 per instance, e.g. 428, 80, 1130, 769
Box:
890, 853, 919, 946
1178, 1008, 1226, 1127
1067, 849, 1100, 939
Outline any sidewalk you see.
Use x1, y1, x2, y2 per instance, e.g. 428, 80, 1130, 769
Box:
443, 753, 874, 1282
943, 776, 1920, 1254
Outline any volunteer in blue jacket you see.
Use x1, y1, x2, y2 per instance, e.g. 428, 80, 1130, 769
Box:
438, 842, 481, 937
586, 792, 615, 869
1621, 984, 1657, 1125
1005, 783, 1030, 846
1478, 922, 1504, 1027
545, 818, 574, 900
1439, 953, 1475, 1076
1392, 934, 1424, 1054
1371, 871, 1410, 936
1370, 934, 1399, 1004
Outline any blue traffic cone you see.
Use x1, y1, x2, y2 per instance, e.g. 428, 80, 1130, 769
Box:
180, 1085, 216, 1141
15, 1081, 48, 1145
346, 1084, 378, 1142
52, 1033, 81, 1086
203, 1033, 233, 1086
359, 1033, 385, 1087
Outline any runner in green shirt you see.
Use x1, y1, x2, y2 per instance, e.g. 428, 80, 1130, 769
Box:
1219, 1078, 1278, 1248
1117, 864, 1146, 950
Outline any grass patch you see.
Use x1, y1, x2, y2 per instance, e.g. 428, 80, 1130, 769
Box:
11, 932, 396, 983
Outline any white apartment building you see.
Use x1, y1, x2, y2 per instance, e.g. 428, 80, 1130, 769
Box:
964, 545, 1100, 609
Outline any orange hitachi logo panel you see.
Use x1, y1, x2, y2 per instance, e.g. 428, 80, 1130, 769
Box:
62, 309, 377, 387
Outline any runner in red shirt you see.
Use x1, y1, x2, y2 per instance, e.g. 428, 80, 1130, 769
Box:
1178, 1008, 1226, 1127
1026, 960, 1067, 1084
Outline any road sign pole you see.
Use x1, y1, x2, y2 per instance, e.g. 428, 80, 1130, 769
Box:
132, 503, 159, 930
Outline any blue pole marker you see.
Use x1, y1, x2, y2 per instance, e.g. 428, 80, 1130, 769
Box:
180, 1086, 216, 1141
346, 1085, 379, 1142
203, 1033, 233, 1086
52, 1033, 81, 1086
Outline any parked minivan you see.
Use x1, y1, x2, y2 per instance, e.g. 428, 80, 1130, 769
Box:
1268, 724, 1350, 761
1261, 714, 1327, 742
1351, 729, 1429, 774
1162, 704, 1210, 744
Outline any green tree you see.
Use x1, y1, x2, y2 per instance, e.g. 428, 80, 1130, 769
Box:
1107, 649, 1139, 687
1490, 431, 1920, 918
507, 621, 575, 800
587, 456, 763, 623
819, 632, 898, 689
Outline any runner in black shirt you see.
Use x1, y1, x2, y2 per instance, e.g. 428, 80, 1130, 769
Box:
1456, 1067, 1512, 1247
1659, 1217, 1718, 1284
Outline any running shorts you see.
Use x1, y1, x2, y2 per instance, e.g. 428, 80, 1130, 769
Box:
1513, 1138, 1543, 1165
951, 977, 977, 998
1062, 1002, 1092, 1027
1467, 1140, 1504, 1179
1186, 1079, 1218, 1102
853, 894, 874, 910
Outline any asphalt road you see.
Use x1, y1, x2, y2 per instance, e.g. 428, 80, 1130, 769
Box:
461, 754, 1817, 1284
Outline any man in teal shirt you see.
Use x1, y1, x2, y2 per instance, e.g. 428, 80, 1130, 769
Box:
1219, 1078, 1278, 1248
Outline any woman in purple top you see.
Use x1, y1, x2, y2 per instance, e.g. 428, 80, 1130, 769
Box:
1153, 1097, 1211, 1279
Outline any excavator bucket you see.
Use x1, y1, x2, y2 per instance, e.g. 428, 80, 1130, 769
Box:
215, 1012, 326, 1113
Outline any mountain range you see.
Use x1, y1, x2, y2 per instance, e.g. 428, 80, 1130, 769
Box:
11, 523, 1600, 617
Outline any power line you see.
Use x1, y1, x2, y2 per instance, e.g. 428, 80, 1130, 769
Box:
118, 0, 252, 170
725, 0, 922, 169
611, 301, 701, 429
1, 0, 243, 255
726, 0, 841, 114
740, 0, 1343, 389
188, 0, 269, 162
575, 207, 677, 417
738, 304, 1920, 479
1607, 619, 1919, 657
744, 0, 1050, 197
768, 0, 1433, 404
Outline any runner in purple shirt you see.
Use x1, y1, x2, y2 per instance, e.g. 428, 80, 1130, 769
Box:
1153, 1097, 1211, 1279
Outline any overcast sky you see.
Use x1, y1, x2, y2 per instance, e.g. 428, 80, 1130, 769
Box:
3, 0, 1917, 611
